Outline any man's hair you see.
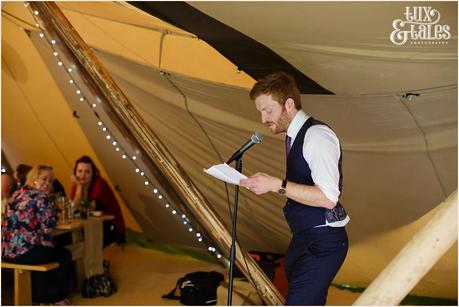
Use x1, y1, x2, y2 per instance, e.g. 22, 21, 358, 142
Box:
249, 71, 302, 110
25, 165, 54, 188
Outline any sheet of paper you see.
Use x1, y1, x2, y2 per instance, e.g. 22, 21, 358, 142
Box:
204, 163, 247, 185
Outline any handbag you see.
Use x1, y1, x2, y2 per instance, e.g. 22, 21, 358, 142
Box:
82, 261, 117, 298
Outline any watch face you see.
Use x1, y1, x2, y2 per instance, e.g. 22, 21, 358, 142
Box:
278, 180, 287, 194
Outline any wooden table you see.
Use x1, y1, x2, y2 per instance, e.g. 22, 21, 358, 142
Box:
53, 215, 114, 290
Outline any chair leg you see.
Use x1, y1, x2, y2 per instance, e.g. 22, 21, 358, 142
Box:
14, 269, 32, 306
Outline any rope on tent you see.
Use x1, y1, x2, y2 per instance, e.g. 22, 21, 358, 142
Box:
162, 75, 223, 163
75, 11, 157, 68
158, 31, 167, 69
1, 9, 36, 29
396, 94, 448, 198
161, 73, 266, 300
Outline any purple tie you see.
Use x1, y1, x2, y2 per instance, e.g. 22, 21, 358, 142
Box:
285, 135, 292, 156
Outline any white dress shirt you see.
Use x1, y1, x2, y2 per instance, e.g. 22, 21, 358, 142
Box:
286, 110, 349, 227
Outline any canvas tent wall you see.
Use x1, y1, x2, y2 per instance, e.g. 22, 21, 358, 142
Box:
1, 1, 457, 300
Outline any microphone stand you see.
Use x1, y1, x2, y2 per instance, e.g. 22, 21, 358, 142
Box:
227, 156, 242, 306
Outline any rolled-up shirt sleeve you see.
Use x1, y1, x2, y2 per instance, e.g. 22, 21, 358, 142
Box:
303, 125, 341, 204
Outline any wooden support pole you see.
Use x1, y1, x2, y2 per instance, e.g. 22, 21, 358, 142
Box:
29, 2, 284, 305
353, 191, 457, 306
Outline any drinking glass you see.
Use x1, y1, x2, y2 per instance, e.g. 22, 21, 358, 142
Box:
56, 196, 67, 224
67, 201, 74, 221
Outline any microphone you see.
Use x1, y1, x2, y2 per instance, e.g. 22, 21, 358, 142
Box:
226, 132, 263, 164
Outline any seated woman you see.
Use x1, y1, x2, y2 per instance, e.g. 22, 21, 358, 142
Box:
1, 165, 73, 305
71, 156, 126, 247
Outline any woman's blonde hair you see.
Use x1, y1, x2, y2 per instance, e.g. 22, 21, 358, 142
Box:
25, 165, 54, 188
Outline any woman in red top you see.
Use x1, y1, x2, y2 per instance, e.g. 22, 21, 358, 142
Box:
71, 156, 125, 247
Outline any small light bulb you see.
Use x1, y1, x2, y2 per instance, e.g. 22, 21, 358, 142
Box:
188, 228, 193, 232
39, 33, 44, 38
34, 10, 39, 15
58, 61, 63, 66
69, 80, 74, 84
79, 97, 84, 101
196, 233, 201, 237
68, 68, 72, 72
181, 214, 186, 219
53, 52, 58, 56
24, 3, 29, 7
112, 141, 117, 146
140, 172, 144, 176
102, 127, 107, 131
106, 135, 111, 140
135, 168, 140, 173
198, 238, 203, 242
35, 23, 39, 27
92, 104, 96, 108
97, 121, 102, 126
122, 154, 127, 159
217, 254, 222, 259
183, 221, 187, 225
76, 90, 81, 94
51, 39, 56, 44
208, 247, 213, 251
132, 156, 136, 160
165, 204, 170, 208
116, 148, 120, 152
144, 181, 149, 185
153, 189, 158, 194
172, 210, 176, 215
158, 195, 163, 199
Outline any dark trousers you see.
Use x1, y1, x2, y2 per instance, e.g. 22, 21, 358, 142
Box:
284, 227, 348, 305
6, 245, 74, 303
103, 221, 125, 248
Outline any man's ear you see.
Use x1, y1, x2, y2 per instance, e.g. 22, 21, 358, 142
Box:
285, 98, 296, 113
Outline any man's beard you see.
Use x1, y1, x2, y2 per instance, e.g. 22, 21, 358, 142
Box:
269, 109, 290, 134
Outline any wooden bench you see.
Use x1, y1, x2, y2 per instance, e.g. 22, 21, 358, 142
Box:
1, 261, 59, 305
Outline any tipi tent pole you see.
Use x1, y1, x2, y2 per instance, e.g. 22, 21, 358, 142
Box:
353, 191, 457, 305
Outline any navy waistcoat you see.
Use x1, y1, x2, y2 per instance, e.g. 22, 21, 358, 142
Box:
284, 117, 346, 233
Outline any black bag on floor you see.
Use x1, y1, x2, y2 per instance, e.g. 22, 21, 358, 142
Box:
82, 274, 117, 298
82, 261, 117, 298
162, 271, 224, 305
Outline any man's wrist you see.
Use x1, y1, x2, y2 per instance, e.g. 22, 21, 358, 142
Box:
278, 179, 287, 195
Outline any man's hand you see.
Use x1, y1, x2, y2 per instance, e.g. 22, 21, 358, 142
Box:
240, 172, 282, 195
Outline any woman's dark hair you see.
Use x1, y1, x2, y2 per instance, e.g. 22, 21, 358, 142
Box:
73, 156, 100, 192
15, 164, 32, 186
52, 178, 66, 197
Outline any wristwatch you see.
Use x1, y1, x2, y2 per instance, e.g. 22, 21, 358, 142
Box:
278, 179, 287, 195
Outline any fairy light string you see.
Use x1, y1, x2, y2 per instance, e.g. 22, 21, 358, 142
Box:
25, 2, 223, 260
